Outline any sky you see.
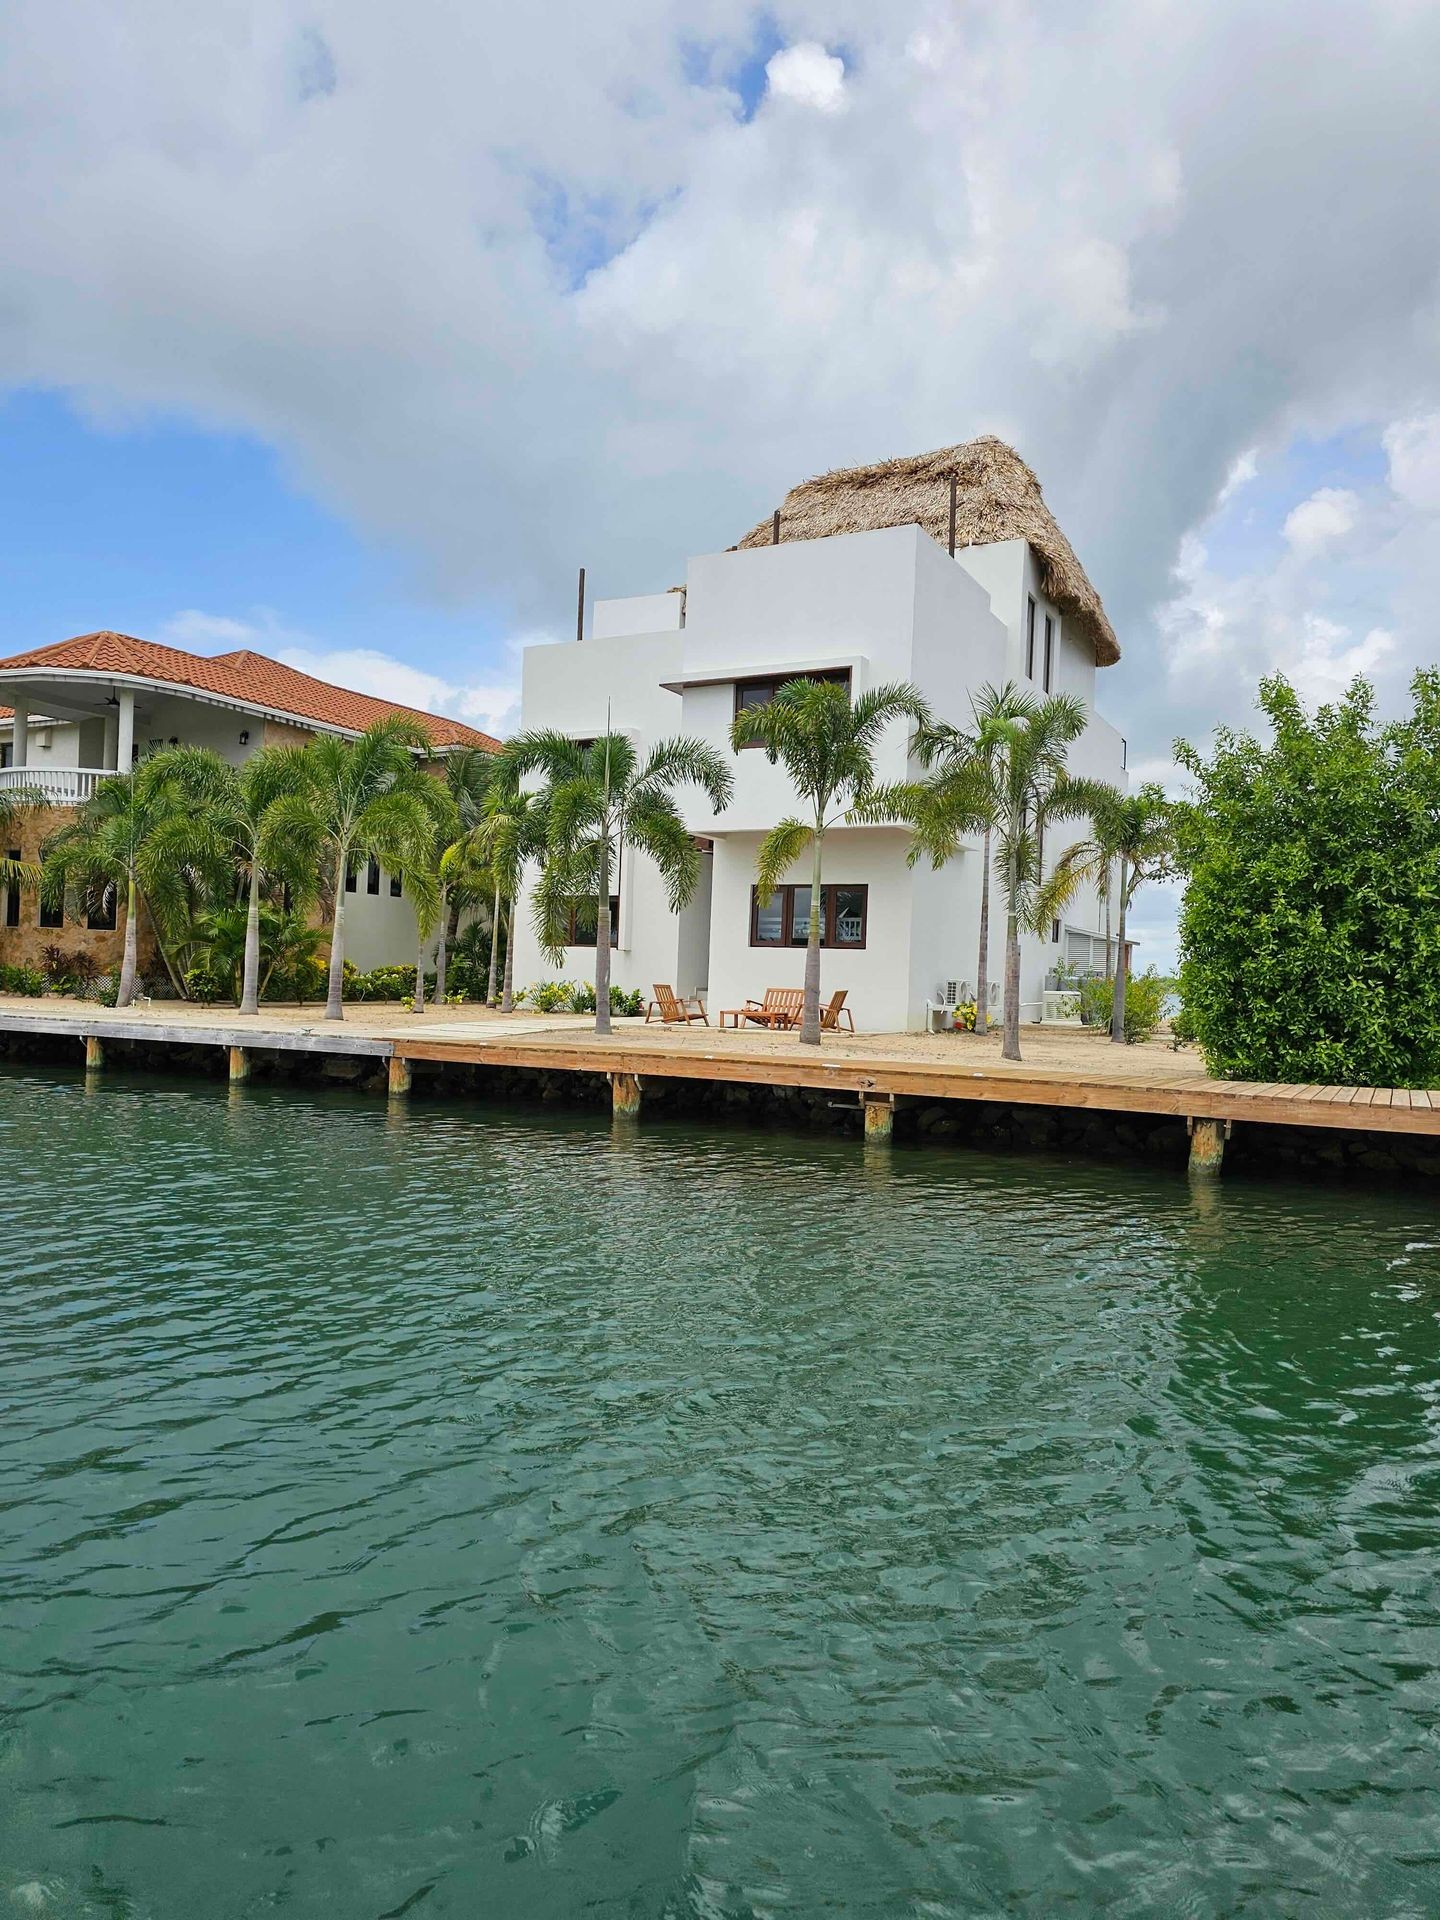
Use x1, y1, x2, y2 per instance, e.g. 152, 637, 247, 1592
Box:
3, 0, 1439, 968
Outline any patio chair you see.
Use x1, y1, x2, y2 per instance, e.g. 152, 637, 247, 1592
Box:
720, 987, 804, 1031
646, 983, 708, 1026
819, 989, 854, 1032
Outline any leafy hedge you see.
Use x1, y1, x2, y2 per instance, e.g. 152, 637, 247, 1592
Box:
1176, 672, 1440, 1085
1079, 969, 1168, 1044
0, 962, 45, 996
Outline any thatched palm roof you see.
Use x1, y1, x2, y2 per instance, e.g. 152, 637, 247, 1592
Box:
735, 437, 1119, 666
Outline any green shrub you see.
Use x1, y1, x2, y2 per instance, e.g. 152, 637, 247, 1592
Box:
345, 964, 418, 1002
1078, 968, 1168, 1044
0, 962, 45, 997
183, 964, 227, 1005
610, 986, 645, 1018
525, 979, 573, 1013
570, 981, 597, 1014
1177, 671, 1440, 1084
1169, 1001, 1197, 1048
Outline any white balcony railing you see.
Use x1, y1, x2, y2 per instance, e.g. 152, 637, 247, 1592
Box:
0, 765, 108, 804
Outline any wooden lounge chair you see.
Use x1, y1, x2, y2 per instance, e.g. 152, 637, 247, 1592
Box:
819, 989, 854, 1032
646, 983, 708, 1026
719, 987, 804, 1031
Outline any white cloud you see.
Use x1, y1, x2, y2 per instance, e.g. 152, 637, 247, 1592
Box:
1216, 448, 1258, 505
1282, 487, 1359, 554
765, 43, 847, 113
1384, 412, 1440, 512
0, 0, 1439, 761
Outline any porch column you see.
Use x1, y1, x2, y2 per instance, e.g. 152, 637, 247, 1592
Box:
102, 709, 119, 770
11, 698, 28, 769
116, 690, 135, 771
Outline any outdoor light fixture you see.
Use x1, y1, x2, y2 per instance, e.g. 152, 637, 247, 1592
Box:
238, 729, 250, 745
104, 695, 119, 707
168, 736, 179, 746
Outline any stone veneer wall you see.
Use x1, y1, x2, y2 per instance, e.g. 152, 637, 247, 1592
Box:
0, 807, 156, 978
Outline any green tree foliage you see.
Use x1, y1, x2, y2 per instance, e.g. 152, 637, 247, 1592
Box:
1175, 672, 1440, 1086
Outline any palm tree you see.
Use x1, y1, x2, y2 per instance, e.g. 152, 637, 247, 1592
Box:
433, 748, 501, 1001
506, 731, 733, 1035
0, 783, 48, 902
41, 761, 213, 1007
913, 683, 1036, 1036
400, 777, 455, 1013
273, 717, 438, 1022
467, 778, 549, 1013
142, 744, 319, 1016
905, 692, 1116, 1062
1084, 784, 1176, 1042
732, 677, 928, 1045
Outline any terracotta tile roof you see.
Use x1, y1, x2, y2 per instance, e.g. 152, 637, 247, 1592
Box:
0, 631, 500, 750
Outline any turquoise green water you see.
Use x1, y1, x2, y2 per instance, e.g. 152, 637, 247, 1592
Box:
3, 1067, 1439, 1918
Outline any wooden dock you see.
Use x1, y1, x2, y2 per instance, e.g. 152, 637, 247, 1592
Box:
3, 1001, 1438, 1173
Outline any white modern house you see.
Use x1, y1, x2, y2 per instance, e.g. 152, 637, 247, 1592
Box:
512, 440, 1130, 1031
0, 630, 498, 976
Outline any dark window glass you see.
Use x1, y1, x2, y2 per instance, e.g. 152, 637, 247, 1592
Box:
3, 851, 19, 926
734, 669, 851, 743
831, 886, 867, 947
366, 856, 380, 896
1051, 918, 1062, 943
390, 873, 402, 898
1043, 615, 1055, 692
750, 884, 867, 949
39, 895, 64, 930
1026, 596, 1037, 678
565, 897, 620, 946
87, 886, 116, 931
0, 744, 11, 768
345, 864, 357, 893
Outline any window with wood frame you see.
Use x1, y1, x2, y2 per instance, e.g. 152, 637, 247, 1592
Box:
563, 896, 620, 946
749, 883, 867, 949
734, 669, 851, 743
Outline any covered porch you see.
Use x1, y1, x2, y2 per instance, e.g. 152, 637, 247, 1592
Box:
1, 672, 141, 802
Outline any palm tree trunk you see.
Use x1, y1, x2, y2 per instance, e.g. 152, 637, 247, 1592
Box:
117, 875, 138, 1008
434, 889, 449, 1002
413, 931, 426, 1013
500, 902, 516, 1013
1104, 865, 1114, 981
974, 824, 992, 1035
1111, 860, 1130, 1044
594, 835, 613, 1035
1001, 909, 1022, 1062
800, 829, 823, 1045
325, 849, 347, 1022
486, 882, 502, 1005
239, 860, 262, 1015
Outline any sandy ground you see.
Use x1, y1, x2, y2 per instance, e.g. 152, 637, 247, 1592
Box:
0, 991, 1204, 1082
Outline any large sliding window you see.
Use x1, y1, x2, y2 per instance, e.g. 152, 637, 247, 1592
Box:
750, 884, 867, 949
734, 669, 850, 742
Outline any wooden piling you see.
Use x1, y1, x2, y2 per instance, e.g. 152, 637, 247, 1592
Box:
772, 509, 781, 545
862, 1091, 894, 1142
1188, 1116, 1227, 1176
83, 1034, 104, 1072
228, 1045, 250, 1084
387, 1055, 412, 1097
610, 1071, 642, 1119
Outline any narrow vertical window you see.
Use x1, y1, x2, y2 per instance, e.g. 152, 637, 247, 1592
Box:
1025, 596, 1037, 679
345, 864, 357, 894
390, 873, 402, 899
1043, 615, 1055, 692
366, 857, 380, 896
3, 851, 19, 927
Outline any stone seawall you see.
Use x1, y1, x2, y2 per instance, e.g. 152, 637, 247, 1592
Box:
5, 1021, 1439, 1187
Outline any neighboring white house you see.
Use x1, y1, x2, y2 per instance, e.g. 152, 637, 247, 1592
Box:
0, 630, 498, 975
513, 439, 1131, 1032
